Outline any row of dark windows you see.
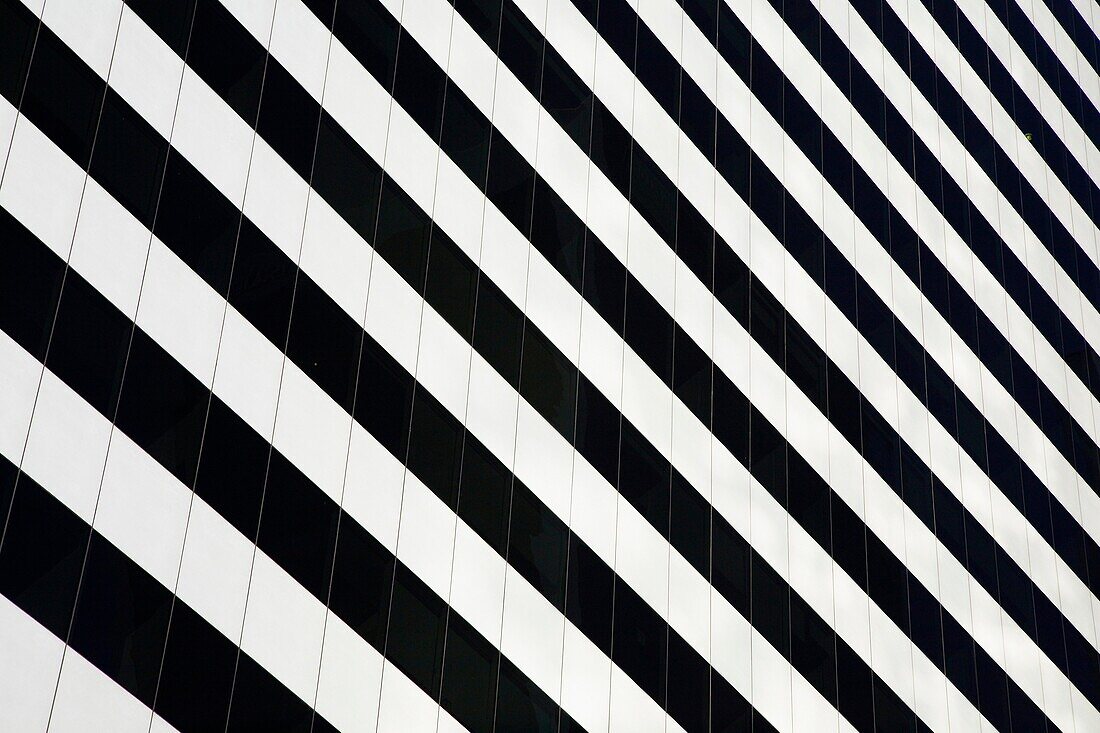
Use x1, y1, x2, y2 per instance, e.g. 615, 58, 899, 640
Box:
898, 0, 1100, 703
827, 0, 1100, 409
958, 0, 1100, 237
774, 0, 1100, 686
280, 0, 995, 728
158, 1, 775, 728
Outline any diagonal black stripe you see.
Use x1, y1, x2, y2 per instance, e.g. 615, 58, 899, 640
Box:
0, 453, 339, 733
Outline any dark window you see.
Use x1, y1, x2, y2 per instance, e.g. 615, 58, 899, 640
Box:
355, 341, 414, 459
519, 327, 577, 438
0, 209, 66, 362
439, 91, 492, 186
581, 237, 627, 329
327, 521, 393, 650
228, 650, 319, 731
0, 479, 85, 638
374, 176, 432, 293
188, 0, 266, 123
407, 391, 464, 509
485, 139, 535, 233
498, 4, 543, 96
439, 616, 498, 731
386, 567, 447, 698
453, 0, 501, 43
0, 0, 39, 102
673, 326, 711, 419
751, 558, 789, 657
155, 603, 236, 730
629, 150, 677, 245
472, 278, 525, 388
68, 534, 171, 706
424, 236, 478, 341
789, 598, 837, 708
256, 451, 340, 600
255, 65, 321, 180
540, 51, 591, 146
495, 656, 558, 733
574, 377, 621, 484
611, 581, 667, 705
507, 485, 568, 608
48, 273, 131, 416
669, 470, 710, 576
624, 277, 673, 385
194, 401, 270, 539
457, 440, 511, 555
618, 421, 670, 532
285, 280, 363, 413
588, 104, 632, 195
114, 330, 208, 486
313, 112, 382, 242
89, 91, 168, 227
530, 177, 585, 290
667, 631, 709, 732
21, 24, 105, 168
155, 154, 239, 296
393, 41, 448, 139
564, 538, 613, 654
332, 0, 400, 86
228, 221, 298, 346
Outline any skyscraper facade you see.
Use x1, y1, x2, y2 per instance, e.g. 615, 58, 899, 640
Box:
1, 0, 1098, 729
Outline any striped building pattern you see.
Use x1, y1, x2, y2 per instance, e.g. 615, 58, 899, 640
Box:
0, 0, 1098, 729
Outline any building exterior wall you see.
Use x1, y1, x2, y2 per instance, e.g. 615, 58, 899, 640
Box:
0, 0, 1098, 729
